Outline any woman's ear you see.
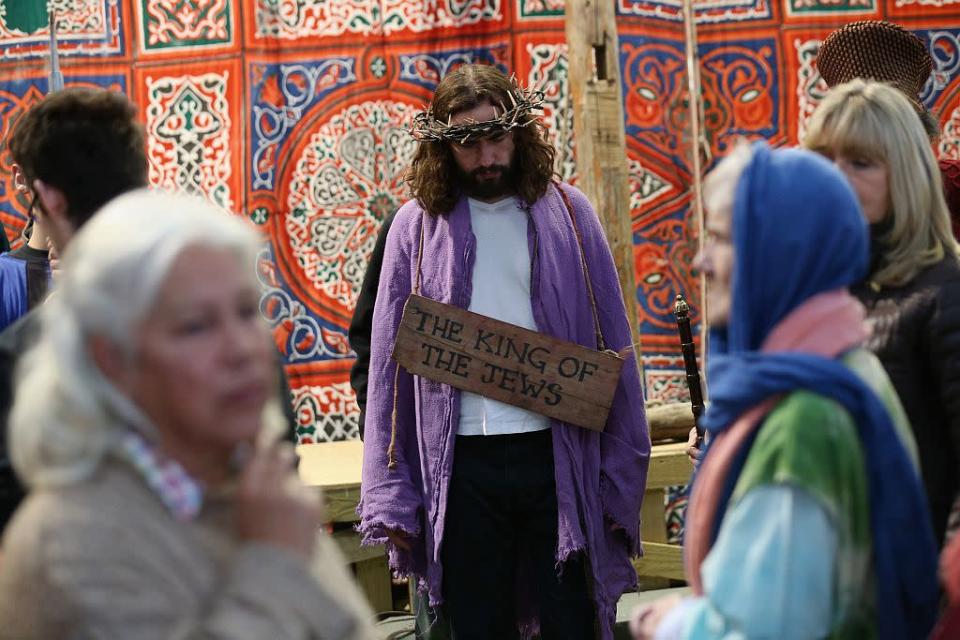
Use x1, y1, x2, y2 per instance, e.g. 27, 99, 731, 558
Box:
88, 335, 131, 393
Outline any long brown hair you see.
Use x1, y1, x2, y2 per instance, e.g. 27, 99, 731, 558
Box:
406, 64, 556, 215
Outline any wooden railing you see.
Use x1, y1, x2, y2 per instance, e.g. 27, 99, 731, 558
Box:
297, 403, 696, 609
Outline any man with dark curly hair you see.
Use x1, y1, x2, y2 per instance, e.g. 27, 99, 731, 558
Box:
356, 64, 649, 640
0, 87, 148, 532
8, 88, 148, 250
0, 88, 147, 335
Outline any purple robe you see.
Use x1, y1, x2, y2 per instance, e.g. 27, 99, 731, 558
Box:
358, 183, 650, 639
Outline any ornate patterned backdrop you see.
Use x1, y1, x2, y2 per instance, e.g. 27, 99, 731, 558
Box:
0, 1, 957, 445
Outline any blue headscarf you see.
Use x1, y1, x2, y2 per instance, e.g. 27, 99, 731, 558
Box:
698, 143, 939, 639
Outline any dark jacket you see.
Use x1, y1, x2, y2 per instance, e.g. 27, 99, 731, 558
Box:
852, 255, 960, 546
0, 311, 39, 532
348, 211, 395, 440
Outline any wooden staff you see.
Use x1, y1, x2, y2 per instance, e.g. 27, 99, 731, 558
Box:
681, 0, 710, 382
674, 293, 704, 447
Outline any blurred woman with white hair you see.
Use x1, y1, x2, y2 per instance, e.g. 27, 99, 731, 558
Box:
0, 190, 380, 639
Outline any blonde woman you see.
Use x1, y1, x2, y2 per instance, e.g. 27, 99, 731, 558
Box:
0, 191, 380, 639
805, 79, 960, 547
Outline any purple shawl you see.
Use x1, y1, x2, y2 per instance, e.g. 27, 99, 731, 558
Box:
358, 183, 650, 639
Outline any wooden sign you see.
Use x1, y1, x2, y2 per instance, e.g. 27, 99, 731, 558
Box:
392, 294, 623, 431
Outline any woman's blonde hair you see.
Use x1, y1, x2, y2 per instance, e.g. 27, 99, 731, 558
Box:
803, 79, 958, 288
10, 190, 286, 488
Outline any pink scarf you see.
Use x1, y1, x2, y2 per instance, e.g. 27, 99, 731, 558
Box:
684, 289, 869, 594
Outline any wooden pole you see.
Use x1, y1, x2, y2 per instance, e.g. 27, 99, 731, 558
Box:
681, 0, 708, 372
564, 0, 641, 355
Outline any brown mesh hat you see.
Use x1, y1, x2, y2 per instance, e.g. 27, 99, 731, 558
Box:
816, 20, 933, 107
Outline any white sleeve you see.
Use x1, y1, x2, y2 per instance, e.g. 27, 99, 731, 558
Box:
656, 484, 838, 640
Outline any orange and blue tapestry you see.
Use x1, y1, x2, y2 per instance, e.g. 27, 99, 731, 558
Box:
0, 1, 957, 445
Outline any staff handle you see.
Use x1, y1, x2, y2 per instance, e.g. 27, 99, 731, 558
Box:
674, 294, 704, 447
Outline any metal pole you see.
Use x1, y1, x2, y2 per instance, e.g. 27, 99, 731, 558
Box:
48, 10, 63, 93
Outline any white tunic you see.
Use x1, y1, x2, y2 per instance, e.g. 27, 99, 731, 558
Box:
457, 197, 551, 436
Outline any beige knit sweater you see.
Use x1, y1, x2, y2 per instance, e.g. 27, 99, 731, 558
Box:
0, 459, 382, 640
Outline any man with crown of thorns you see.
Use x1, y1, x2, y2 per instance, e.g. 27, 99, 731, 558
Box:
357, 63, 649, 640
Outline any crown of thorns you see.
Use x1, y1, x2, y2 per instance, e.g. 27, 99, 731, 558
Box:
410, 83, 546, 144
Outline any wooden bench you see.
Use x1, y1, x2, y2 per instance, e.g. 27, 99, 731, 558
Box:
297, 441, 392, 613
298, 435, 693, 609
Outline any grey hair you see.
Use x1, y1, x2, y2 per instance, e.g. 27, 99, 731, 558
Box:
10, 189, 285, 488
703, 139, 755, 221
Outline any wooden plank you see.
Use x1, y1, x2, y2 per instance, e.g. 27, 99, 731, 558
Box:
646, 442, 693, 489
298, 437, 691, 553
297, 440, 363, 490
393, 294, 623, 431
333, 529, 385, 564
634, 541, 686, 581
564, 0, 640, 352
325, 486, 362, 523
641, 489, 667, 544
297, 441, 363, 523
297, 439, 691, 493
355, 556, 393, 613
648, 402, 696, 443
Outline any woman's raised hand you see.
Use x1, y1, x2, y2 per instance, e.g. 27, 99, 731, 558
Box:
235, 442, 324, 559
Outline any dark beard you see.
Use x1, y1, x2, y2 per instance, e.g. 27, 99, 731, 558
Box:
456, 164, 514, 200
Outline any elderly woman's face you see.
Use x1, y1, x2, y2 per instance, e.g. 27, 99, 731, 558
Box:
694, 202, 734, 327
127, 246, 273, 464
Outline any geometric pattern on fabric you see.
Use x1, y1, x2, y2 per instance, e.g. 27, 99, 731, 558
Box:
246, 0, 506, 44
137, 60, 242, 211
517, 0, 565, 20
291, 381, 361, 444
514, 32, 577, 182
888, 0, 960, 19
0, 0, 125, 61
617, 0, 773, 24
1, 2, 960, 440
134, 0, 236, 55
248, 56, 357, 191
784, 0, 878, 20
620, 26, 785, 396
279, 97, 420, 325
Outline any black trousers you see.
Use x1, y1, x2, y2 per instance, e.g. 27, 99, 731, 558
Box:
440, 430, 595, 640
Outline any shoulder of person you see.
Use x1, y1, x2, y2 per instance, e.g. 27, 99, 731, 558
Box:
911, 254, 960, 288
913, 256, 960, 324
4, 461, 176, 563
380, 199, 431, 252
392, 198, 428, 229
760, 391, 859, 446
552, 182, 593, 211
550, 182, 606, 240
736, 390, 866, 501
